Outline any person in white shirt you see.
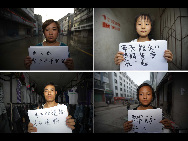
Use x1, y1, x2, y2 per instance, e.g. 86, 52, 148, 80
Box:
28, 82, 75, 133
114, 14, 173, 66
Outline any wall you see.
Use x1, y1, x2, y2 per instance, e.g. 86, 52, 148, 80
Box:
94, 8, 160, 70
94, 8, 135, 70
152, 72, 188, 129
181, 8, 188, 70
0, 20, 6, 37
18, 24, 26, 36
0, 75, 18, 106
160, 8, 188, 70
172, 72, 188, 129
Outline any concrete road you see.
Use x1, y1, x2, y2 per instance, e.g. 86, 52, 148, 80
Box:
94, 104, 138, 133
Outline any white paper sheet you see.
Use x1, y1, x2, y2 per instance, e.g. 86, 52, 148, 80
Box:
128, 108, 162, 133
28, 104, 72, 133
119, 40, 168, 70
28, 46, 69, 70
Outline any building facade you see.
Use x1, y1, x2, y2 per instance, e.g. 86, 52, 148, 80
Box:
94, 72, 138, 106
58, 13, 74, 35
108, 72, 138, 104
150, 72, 188, 130
0, 8, 35, 43
71, 8, 93, 37
94, 72, 113, 106
34, 14, 42, 35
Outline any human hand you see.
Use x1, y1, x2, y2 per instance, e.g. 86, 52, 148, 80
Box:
160, 119, 172, 129
24, 56, 32, 70
114, 51, 124, 65
64, 58, 74, 70
66, 115, 75, 130
123, 120, 133, 132
164, 50, 173, 63
28, 122, 37, 133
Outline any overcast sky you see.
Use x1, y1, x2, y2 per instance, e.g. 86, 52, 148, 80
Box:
34, 8, 74, 23
126, 72, 150, 86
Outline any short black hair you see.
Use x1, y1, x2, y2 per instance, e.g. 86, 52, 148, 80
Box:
134, 13, 153, 40
44, 82, 56, 91
137, 83, 155, 102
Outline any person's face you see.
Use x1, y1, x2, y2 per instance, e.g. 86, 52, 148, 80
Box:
136, 16, 151, 38
44, 22, 59, 43
139, 86, 153, 106
44, 85, 57, 102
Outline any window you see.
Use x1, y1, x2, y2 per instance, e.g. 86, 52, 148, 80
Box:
119, 76, 122, 80
114, 72, 117, 77
115, 86, 118, 90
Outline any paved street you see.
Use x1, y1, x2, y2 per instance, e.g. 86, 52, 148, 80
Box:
0, 34, 93, 70
94, 104, 138, 133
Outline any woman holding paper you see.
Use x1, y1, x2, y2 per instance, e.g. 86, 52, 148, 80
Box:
114, 14, 173, 66
24, 19, 74, 70
28, 82, 75, 133
123, 83, 172, 133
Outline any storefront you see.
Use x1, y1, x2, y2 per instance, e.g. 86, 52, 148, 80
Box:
94, 89, 105, 102
104, 90, 113, 104
0, 72, 93, 133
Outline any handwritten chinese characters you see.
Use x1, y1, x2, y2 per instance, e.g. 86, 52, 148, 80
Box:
119, 40, 168, 70
128, 108, 162, 133
28, 104, 72, 133
102, 15, 120, 31
28, 46, 69, 70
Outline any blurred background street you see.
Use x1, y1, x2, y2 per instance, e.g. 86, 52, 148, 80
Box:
0, 8, 93, 70
94, 103, 138, 133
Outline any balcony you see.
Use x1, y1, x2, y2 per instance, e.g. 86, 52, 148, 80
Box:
74, 11, 92, 23
20, 8, 35, 21
71, 22, 93, 31
103, 76, 109, 83
1, 8, 35, 27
